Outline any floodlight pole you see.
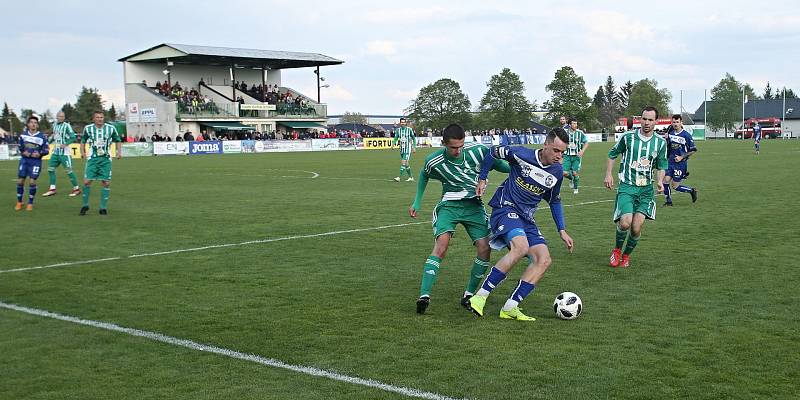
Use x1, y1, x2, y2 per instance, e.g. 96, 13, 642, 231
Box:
782, 88, 787, 139
261, 65, 267, 103
316, 66, 321, 103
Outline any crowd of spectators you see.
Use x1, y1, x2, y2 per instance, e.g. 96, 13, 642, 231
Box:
146, 80, 219, 114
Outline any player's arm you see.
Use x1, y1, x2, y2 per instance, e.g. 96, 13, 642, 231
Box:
39, 136, 49, 157
65, 124, 76, 145
578, 134, 589, 157
392, 130, 398, 146
409, 169, 430, 218
604, 137, 625, 189
411, 131, 417, 152
113, 129, 123, 159
492, 158, 510, 173
547, 179, 573, 252
80, 128, 88, 159
680, 134, 697, 161
654, 142, 668, 193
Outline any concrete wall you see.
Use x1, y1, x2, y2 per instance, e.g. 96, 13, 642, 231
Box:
124, 83, 179, 139
124, 62, 276, 89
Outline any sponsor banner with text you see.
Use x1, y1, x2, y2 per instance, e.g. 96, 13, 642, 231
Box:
241, 140, 256, 153
222, 141, 242, 154
312, 138, 339, 151
121, 142, 153, 157
154, 142, 189, 155
254, 140, 313, 153
0, 144, 8, 160
585, 134, 603, 143
189, 141, 223, 155
363, 137, 400, 150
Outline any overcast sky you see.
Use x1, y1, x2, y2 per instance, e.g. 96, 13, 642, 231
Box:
2, 0, 798, 118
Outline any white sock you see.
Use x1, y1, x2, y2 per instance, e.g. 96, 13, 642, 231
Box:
476, 288, 490, 297
464, 291, 473, 297
502, 299, 519, 312
49, 185, 56, 190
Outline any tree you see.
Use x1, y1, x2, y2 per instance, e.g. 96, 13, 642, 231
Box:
624, 79, 672, 117
406, 78, 472, 131
780, 87, 797, 99
616, 80, 633, 112
707, 73, 745, 134
1, 102, 23, 134
72, 86, 105, 130
543, 66, 592, 128
593, 86, 605, 110
763, 82, 774, 100
61, 103, 76, 122
340, 111, 367, 125
106, 103, 117, 121
478, 68, 532, 129
594, 76, 622, 128
19, 109, 52, 132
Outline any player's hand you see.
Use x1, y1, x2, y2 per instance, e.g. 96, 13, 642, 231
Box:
116, 153, 122, 160
408, 207, 417, 218
476, 179, 488, 197
80, 153, 86, 160
604, 174, 614, 189
60, 144, 66, 150
560, 230, 574, 253
656, 183, 664, 194
578, 150, 584, 157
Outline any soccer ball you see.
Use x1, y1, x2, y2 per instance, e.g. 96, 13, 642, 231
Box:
553, 292, 582, 320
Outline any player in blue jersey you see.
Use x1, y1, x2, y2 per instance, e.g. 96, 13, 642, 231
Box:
752, 121, 762, 155
662, 114, 698, 206
467, 128, 574, 321
15, 115, 49, 211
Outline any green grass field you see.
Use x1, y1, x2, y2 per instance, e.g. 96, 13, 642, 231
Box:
1, 139, 799, 399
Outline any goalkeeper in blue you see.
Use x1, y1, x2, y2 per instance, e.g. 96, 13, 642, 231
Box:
467, 128, 574, 321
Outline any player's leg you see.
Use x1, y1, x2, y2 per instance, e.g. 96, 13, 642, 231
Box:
99, 180, 111, 214
15, 175, 26, 210
562, 157, 573, 181
469, 233, 528, 316
64, 155, 80, 195
663, 172, 673, 205
670, 168, 697, 203
611, 187, 635, 266
416, 203, 455, 313
462, 203, 492, 302
25, 163, 41, 209
572, 158, 582, 192
44, 156, 60, 196
499, 229, 548, 321
621, 192, 655, 267
81, 159, 95, 214
405, 157, 414, 181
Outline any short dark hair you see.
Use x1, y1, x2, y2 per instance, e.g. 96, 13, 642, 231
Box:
671, 114, 681, 120
442, 123, 465, 143
547, 127, 569, 145
642, 106, 659, 118
93, 110, 104, 117
399, 117, 407, 122
26, 115, 39, 123
568, 117, 577, 124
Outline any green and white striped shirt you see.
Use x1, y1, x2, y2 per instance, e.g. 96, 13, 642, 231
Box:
565, 129, 587, 156
608, 130, 668, 186
50, 121, 76, 156
393, 126, 416, 153
82, 123, 121, 159
423, 142, 488, 201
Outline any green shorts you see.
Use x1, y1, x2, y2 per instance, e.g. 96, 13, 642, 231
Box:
613, 183, 656, 221
400, 151, 411, 161
84, 157, 113, 181
562, 155, 582, 172
431, 199, 490, 242
48, 154, 73, 170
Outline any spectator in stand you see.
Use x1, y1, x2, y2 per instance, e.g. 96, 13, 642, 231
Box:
151, 132, 161, 142
195, 132, 205, 142
183, 131, 194, 141
138, 135, 146, 142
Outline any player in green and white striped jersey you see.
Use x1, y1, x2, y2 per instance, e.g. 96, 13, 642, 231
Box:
392, 117, 416, 182
408, 123, 510, 314
42, 111, 81, 197
562, 118, 589, 194
604, 106, 668, 268
79, 111, 122, 216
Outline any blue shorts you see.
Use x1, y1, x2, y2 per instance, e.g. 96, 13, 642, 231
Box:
666, 161, 687, 182
488, 207, 546, 250
18, 158, 43, 179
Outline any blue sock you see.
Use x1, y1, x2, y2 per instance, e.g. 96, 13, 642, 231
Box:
28, 184, 37, 204
476, 266, 506, 296
675, 184, 693, 193
510, 280, 535, 303
16, 184, 24, 202
663, 183, 671, 201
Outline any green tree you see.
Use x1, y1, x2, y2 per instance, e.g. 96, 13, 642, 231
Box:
625, 79, 672, 117
61, 103, 76, 122
543, 66, 592, 127
1, 102, 23, 134
478, 68, 532, 129
340, 111, 367, 125
106, 103, 117, 121
616, 80, 633, 113
406, 78, 472, 131
763, 82, 774, 100
707, 73, 745, 134
780, 87, 797, 99
19, 109, 52, 132
73, 86, 105, 130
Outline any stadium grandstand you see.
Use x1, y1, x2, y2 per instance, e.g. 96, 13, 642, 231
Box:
119, 43, 343, 140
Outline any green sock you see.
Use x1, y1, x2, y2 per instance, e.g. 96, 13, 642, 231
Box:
99, 187, 110, 210
48, 169, 56, 187
67, 171, 78, 188
466, 258, 490, 294
419, 255, 441, 297
399, 166, 405, 177
574, 174, 580, 189
623, 234, 640, 255
82, 185, 91, 207
615, 225, 627, 249
406, 166, 413, 178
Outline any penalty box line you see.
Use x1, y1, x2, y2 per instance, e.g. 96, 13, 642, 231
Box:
0, 199, 613, 275
0, 301, 465, 400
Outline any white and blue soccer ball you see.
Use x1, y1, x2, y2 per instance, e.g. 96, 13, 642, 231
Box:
553, 292, 582, 320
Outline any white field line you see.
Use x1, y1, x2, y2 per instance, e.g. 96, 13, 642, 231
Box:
0, 302, 465, 400
0, 199, 614, 274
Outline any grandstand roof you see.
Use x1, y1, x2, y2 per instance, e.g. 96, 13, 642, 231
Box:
119, 43, 344, 69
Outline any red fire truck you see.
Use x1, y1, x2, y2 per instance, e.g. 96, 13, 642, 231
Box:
734, 118, 782, 139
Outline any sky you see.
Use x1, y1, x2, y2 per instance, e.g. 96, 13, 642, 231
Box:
1, 0, 799, 118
